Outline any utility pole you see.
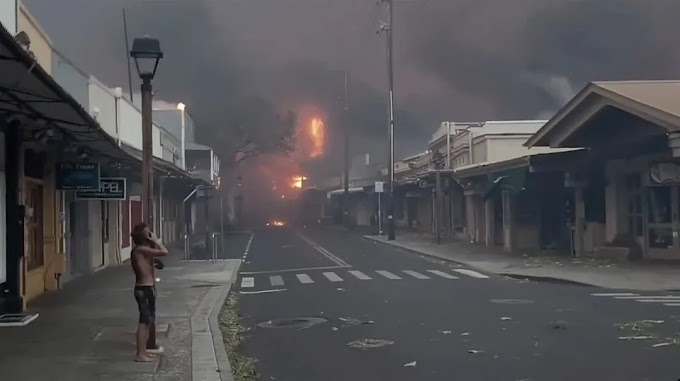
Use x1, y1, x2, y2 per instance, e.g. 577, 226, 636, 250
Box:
141, 79, 154, 227
379, 0, 396, 240
343, 71, 350, 227
433, 152, 444, 245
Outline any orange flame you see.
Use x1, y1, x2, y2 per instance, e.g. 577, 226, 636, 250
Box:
291, 175, 307, 189
308, 118, 325, 158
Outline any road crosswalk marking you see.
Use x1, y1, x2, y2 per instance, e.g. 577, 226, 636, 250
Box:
323, 272, 343, 282
348, 270, 372, 280
296, 274, 314, 284
376, 270, 402, 280
241, 277, 254, 288
453, 269, 489, 279
591, 292, 680, 308
427, 270, 459, 279
403, 270, 430, 279
239, 268, 490, 289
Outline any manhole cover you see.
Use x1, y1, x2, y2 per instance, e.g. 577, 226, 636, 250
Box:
258, 317, 327, 329
489, 299, 535, 305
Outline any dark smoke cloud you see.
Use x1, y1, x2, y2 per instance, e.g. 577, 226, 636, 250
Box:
24, 0, 680, 167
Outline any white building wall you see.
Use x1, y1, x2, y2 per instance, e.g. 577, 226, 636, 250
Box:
0, 0, 17, 34
88, 77, 117, 139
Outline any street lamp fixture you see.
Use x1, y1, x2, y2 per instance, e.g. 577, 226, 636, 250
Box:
130, 35, 163, 227
130, 36, 163, 83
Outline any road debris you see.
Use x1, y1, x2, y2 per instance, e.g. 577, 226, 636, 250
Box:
550, 321, 567, 330
339, 317, 374, 327
501, 317, 512, 321
652, 342, 673, 347
332, 327, 338, 331
336, 288, 346, 292
618, 336, 654, 340
461, 332, 470, 336
438, 330, 452, 334
404, 361, 417, 367
468, 349, 484, 354
346, 338, 394, 349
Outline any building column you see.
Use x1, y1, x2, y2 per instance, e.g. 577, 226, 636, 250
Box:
465, 194, 475, 242
574, 186, 586, 257
3, 126, 24, 312
502, 191, 514, 253
484, 198, 494, 246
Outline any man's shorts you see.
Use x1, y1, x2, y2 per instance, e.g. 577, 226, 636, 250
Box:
134, 286, 156, 325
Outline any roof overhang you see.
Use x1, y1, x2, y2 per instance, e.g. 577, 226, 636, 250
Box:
0, 24, 133, 164
120, 143, 209, 186
525, 82, 680, 149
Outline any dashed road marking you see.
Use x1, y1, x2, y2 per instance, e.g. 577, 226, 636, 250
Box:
453, 269, 489, 279
348, 270, 372, 280
427, 270, 459, 279
376, 270, 402, 280
241, 277, 254, 288
403, 270, 430, 279
591, 293, 639, 297
323, 272, 344, 282
270, 275, 284, 287
296, 274, 314, 284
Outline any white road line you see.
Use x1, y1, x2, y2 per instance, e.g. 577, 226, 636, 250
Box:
241, 277, 254, 288
376, 270, 402, 280
323, 272, 343, 282
591, 293, 639, 297
297, 233, 351, 267
636, 299, 680, 303
270, 275, 284, 287
615, 295, 680, 300
663, 303, 680, 306
403, 270, 430, 279
427, 270, 459, 279
348, 270, 372, 280
453, 269, 489, 279
296, 274, 314, 284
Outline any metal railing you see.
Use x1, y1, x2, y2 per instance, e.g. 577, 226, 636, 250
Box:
211, 232, 221, 262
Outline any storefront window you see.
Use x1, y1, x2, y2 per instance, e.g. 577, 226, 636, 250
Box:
625, 175, 643, 237
648, 186, 671, 223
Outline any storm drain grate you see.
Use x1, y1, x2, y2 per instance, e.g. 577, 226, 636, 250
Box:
0, 313, 39, 327
258, 317, 327, 329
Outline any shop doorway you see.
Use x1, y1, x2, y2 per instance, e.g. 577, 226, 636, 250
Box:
647, 185, 680, 259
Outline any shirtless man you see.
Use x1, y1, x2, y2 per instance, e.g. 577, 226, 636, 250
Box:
130, 222, 168, 362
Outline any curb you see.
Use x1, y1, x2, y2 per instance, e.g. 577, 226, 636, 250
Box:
363, 235, 601, 288
191, 260, 242, 381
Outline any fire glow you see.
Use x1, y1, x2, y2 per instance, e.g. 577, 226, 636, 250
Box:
308, 118, 325, 158
291, 176, 307, 189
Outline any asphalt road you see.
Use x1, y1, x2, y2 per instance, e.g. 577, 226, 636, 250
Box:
235, 226, 680, 381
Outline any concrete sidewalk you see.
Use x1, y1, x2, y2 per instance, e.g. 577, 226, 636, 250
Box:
0, 256, 240, 381
365, 233, 680, 291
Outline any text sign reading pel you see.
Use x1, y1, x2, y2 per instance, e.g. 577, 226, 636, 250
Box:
75, 178, 127, 200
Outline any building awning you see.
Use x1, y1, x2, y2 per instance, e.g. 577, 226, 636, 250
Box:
525, 81, 680, 149
0, 24, 134, 164
479, 168, 527, 199
326, 187, 365, 199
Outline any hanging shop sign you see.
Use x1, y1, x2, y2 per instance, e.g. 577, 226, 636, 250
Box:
56, 162, 100, 190
75, 177, 127, 200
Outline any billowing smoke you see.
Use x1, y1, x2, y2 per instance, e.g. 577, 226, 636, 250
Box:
25, 0, 680, 171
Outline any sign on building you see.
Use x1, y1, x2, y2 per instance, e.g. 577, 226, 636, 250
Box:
56, 162, 100, 190
75, 178, 127, 200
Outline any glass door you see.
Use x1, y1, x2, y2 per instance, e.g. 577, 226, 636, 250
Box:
647, 185, 677, 255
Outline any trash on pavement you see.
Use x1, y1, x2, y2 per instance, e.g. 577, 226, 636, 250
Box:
640, 320, 664, 324
461, 332, 470, 336
550, 321, 567, 330
468, 349, 484, 354
336, 288, 346, 292
652, 342, 673, 347
501, 317, 512, 321
438, 330, 452, 334
404, 361, 417, 367
618, 336, 654, 340
339, 317, 374, 327
346, 339, 394, 349
332, 327, 339, 331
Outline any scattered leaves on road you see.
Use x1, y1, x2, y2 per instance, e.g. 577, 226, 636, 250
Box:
219, 292, 258, 381
346, 339, 394, 349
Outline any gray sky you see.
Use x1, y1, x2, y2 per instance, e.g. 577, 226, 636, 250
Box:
25, 0, 680, 167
